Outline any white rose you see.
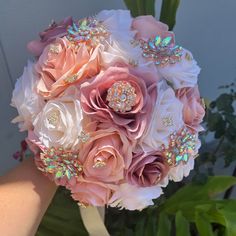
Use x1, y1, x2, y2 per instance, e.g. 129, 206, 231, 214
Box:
109, 183, 163, 210
97, 10, 148, 68
33, 87, 83, 150
11, 61, 45, 131
140, 80, 184, 151
158, 49, 201, 89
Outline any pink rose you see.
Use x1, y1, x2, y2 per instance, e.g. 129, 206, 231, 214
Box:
126, 149, 169, 187
79, 127, 133, 183
27, 17, 73, 57
176, 86, 205, 132
35, 37, 101, 98
132, 15, 174, 40
69, 177, 115, 206
80, 66, 157, 139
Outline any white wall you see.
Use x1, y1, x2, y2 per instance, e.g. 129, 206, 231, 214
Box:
0, 0, 236, 174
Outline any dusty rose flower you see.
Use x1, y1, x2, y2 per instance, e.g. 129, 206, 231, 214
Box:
176, 86, 205, 131
27, 17, 73, 57
69, 177, 115, 206
35, 37, 101, 98
132, 15, 174, 40
80, 66, 157, 139
79, 127, 133, 183
126, 149, 169, 187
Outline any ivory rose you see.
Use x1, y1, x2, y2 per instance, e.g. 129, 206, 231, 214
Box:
33, 87, 83, 150
126, 150, 169, 187
11, 61, 45, 131
79, 127, 133, 183
35, 37, 101, 98
109, 183, 163, 210
80, 66, 157, 139
176, 86, 205, 131
27, 16, 73, 57
158, 49, 201, 89
141, 80, 184, 151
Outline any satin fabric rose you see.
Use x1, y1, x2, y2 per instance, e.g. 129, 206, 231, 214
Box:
11, 61, 45, 131
176, 86, 205, 132
109, 183, 163, 210
80, 66, 157, 139
27, 17, 73, 57
79, 127, 133, 183
33, 87, 83, 150
35, 37, 101, 98
68, 177, 115, 206
132, 15, 174, 41
141, 80, 184, 151
158, 49, 201, 89
126, 149, 169, 187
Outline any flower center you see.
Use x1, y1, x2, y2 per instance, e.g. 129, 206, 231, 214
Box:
47, 111, 60, 126
106, 81, 137, 113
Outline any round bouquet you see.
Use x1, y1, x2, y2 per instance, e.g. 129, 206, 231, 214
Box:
11, 10, 205, 210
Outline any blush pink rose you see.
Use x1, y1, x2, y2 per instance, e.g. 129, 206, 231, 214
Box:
27, 17, 73, 57
80, 66, 157, 139
79, 127, 133, 183
126, 150, 169, 187
68, 177, 115, 206
132, 15, 174, 41
176, 86, 205, 132
35, 37, 101, 98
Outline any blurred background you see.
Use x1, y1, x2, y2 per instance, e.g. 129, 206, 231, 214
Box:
0, 0, 236, 175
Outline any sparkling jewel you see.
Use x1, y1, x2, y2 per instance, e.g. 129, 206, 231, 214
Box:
47, 111, 60, 126
49, 44, 62, 54
161, 127, 197, 166
38, 147, 83, 180
139, 35, 183, 67
64, 74, 77, 84
162, 116, 174, 127
93, 157, 106, 168
66, 17, 109, 47
78, 131, 90, 143
106, 81, 137, 113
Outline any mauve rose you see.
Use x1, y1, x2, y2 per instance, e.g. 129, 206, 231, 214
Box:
126, 150, 169, 187
27, 17, 73, 57
68, 177, 115, 206
80, 66, 157, 139
132, 15, 174, 41
79, 127, 133, 183
35, 37, 101, 98
176, 86, 205, 132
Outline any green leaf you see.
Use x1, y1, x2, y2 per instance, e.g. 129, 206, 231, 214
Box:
156, 212, 171, 236
162, 176, 236, 213
175, 211, 190, 236
160, 0, 180, 30
123, 0, 156, 17
215, 94, 234, 113
195, 211, 214, 236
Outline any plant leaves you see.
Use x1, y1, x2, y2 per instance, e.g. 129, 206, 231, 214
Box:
175, 211, 190, 236
160, 0, 180, 30
195, 211, 214, 236
156, 212, 171, 236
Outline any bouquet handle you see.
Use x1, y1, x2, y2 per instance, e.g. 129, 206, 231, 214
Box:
79, 205, 110, 236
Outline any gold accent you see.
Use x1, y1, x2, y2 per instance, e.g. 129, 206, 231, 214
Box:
185, 53, 193, 61
162, 117, 174, 127
47, 111, 59, 125
49, 44, 61, 54
64, 74, 77, 84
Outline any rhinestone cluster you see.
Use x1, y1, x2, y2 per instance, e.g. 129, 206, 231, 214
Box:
106, 81, 137, 113
66, 17, 109, 46
38, 147, 83, 180
162, 127, 197, 166
140, 35, 183, 67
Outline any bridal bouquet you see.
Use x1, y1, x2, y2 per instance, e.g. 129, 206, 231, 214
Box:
11, 10, 205, 210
